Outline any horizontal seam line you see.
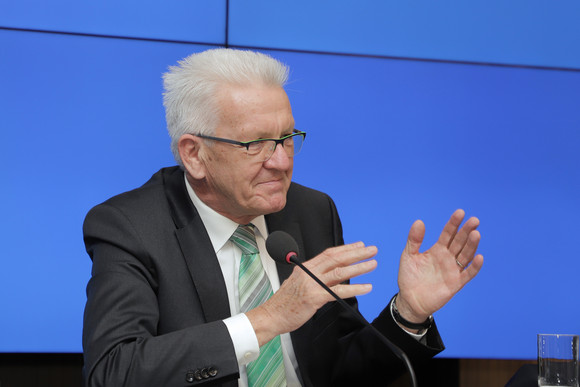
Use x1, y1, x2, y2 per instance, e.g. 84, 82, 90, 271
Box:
2, 25, 579, 73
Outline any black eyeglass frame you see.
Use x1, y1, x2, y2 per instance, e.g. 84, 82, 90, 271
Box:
194, 129, 306, 157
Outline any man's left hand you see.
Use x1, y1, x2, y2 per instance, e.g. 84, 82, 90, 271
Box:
395, 209, 484, 325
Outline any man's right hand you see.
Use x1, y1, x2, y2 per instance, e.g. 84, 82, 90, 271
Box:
246, 242, 378, 347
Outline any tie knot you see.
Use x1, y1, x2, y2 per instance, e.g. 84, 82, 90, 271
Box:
230, 224, 259, 255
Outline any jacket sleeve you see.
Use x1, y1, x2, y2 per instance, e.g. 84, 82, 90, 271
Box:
285, 187, 444, 386
82, 203, 239, 387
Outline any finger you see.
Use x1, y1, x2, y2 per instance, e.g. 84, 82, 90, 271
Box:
448, 216, 480, 257
305, 242, 366, 272
322, 259, 378, 287
456, 230, 481, 268
436, 209, 465, 248
307, 243, 378, 273
404, 220, 425, 256
329, 283, 373, 300
462, 254, 483, 284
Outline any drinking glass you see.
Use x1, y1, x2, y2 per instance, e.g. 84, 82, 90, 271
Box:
538, 334, 579, 387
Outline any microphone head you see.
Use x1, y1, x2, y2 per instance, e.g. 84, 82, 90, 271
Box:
266, 231, 300, 264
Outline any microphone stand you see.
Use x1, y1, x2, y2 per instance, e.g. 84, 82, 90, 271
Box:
289, 255, 418, 387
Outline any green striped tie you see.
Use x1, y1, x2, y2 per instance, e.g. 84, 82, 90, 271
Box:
231, 224, 287, 387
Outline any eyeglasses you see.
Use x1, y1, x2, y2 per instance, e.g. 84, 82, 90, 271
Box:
195, 130, 306, 162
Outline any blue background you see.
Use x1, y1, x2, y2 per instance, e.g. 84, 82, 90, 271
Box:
1, 1, 579, 359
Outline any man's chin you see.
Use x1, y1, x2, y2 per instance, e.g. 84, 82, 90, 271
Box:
255, 192, 287, 215
249, 182, 290, 214
263, 196, 287, 215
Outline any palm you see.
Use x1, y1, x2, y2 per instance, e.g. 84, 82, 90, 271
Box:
397, 210, 484, 320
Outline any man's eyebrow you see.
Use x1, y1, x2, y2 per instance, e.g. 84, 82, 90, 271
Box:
250, 130, 295, 140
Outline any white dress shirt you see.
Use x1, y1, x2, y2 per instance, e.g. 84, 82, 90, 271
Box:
185, 176, 302, 387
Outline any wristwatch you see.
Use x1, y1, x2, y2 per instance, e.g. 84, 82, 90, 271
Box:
391, 294, 433, 331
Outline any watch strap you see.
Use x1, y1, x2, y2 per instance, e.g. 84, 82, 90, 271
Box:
391, 294, 433, 330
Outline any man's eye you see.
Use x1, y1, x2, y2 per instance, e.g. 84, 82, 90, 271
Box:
247, 141, 266, 152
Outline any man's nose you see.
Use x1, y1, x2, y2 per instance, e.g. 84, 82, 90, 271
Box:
264, 142, 291, 169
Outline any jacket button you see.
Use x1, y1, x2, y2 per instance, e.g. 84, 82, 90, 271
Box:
201, 368, 209, 379
185, 370, 195, 383
208, 367, 218, 377
194, 369, 203, 380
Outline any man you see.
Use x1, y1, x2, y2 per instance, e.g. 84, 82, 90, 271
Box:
82, 48, 483, 386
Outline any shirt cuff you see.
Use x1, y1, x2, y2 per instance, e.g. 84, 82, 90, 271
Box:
223, 313, 260, 366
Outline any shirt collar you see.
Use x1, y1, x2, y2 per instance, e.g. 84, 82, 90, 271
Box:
183, 173, 268, 252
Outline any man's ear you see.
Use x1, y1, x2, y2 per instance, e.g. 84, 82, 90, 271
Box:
178, 134, 206, 179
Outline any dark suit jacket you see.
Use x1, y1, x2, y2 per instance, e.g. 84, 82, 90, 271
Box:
83, 166, 444, 387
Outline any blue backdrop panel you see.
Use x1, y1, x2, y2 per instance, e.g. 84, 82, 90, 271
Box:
1, 30, 579, 358
0, 28, 212, 352
0, 0, 225, 43
270, 50, 580, 359
229, 0, 580, 69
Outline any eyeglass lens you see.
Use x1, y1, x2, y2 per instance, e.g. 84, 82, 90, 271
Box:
248, 134, 304, 161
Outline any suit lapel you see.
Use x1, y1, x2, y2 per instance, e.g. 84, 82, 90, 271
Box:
162, 167, 231, 322
265, 214, 305, 284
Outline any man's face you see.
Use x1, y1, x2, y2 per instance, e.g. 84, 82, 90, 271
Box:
195, 84, 295, 224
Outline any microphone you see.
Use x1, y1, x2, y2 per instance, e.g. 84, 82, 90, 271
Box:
266, 231, 418, 387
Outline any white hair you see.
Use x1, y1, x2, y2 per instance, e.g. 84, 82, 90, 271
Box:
162, 48, 290, 167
